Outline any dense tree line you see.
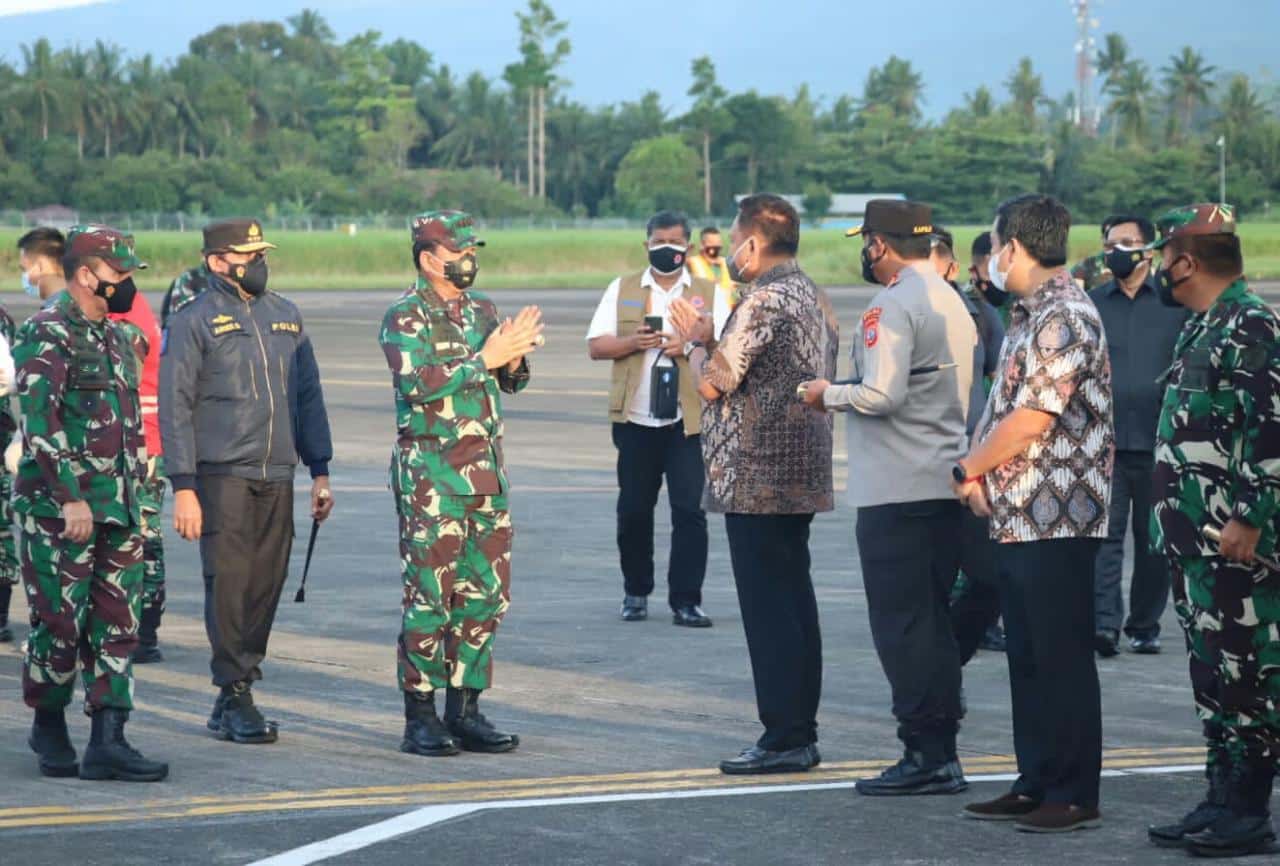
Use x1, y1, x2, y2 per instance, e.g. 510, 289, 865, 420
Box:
1, 4, 1277, 223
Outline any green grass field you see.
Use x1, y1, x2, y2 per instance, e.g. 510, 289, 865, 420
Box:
3, 224, 1279, 291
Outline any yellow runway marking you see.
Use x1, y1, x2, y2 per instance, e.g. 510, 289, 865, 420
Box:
0, 746, 1204, 831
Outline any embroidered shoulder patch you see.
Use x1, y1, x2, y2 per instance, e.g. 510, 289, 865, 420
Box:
271, 321, 300, 334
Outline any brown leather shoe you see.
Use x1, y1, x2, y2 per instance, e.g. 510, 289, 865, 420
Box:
963, 792, 1040, 821
1015, 803, 1102, 833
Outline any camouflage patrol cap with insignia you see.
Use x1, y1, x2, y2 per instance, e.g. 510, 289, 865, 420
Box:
66, 224, 148, 271
1148, 203, 1236, 250
411, 210, 486, 252
845, 200, 934, 239
203, 218, 278, 254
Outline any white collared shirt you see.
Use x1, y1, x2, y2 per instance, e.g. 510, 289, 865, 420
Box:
586, 267, 730, 427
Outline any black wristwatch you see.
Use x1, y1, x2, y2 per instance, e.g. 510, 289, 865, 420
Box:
952, 462, 977, 484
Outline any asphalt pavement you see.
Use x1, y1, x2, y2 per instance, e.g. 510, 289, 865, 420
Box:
0, 284, 1276, 866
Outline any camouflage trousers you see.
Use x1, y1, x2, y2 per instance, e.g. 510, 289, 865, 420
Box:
0, 471, 18, 585
395, 494, 512, 694
19, 514, 143, 714
139, 456, 167, 608
1171, 554, 1280, 766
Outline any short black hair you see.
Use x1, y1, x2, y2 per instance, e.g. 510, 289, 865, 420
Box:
871, 231, 931, 260
62, 254, 103, 281
646, 211, 691, 241
18, 227, 65, 260
736, 194, 800, 256
700, 226, 721, 239
1168, 234, 1244, 279
411, 240, 439, 270
971, 231, 993, 258
930, 226, 956, 260
994, 194, 1071, 268
1102, 214, 1156, 245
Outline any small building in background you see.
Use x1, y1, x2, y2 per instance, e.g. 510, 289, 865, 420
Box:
22, 205, 80, 231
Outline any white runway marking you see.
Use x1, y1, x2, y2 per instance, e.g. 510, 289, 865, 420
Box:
249, 763, 1204, 866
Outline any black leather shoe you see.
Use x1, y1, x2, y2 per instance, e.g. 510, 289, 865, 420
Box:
1094, 629, 1119, 658
445, 688, 519, 753
978, 625, 1005, 652
1186, 815, 1277, 858
401, 692, 459, 757
672, 605, 712, 628
1130, 635, 1162, 655
856, 752, 968, 796
719, 743, 820, 775
216, 682, 278, 744
620, 595, 648, 622
132, 600, 164, 664
29, 709, 78, 778
132, 643, 164, 664
79, 708, 168, 782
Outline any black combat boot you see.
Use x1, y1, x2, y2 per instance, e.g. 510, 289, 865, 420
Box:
0, 581, 13, 643
28, 708, 78, 777
79, 708, 168, 782
133, 596, 164, 664
1187, 758, 1277, 858
1149, 749, 1231, 847
216, 681, 278, 744
445, 687, 519, 753
401, 692, 459, 757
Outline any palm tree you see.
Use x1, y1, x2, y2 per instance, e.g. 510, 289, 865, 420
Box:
60, 48, 97, 158
91, 41, 124, 158
1105, 61, 1153, 148
1221, 74, 1266, 137
963, 86, 994, 118
17, 39, 61, 141
1161, 47, 1216, 138
125, 55, 170, 153
685, 56, 728, 215
1095, 33, 1129, 89
1006, 58, 1045, 123
432, 72, 500, 168
863, 56, 923, 121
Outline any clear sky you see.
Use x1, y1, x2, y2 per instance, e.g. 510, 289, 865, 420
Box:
1, 0, 1276, 119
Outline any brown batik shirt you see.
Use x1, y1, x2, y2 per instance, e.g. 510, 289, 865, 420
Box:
975, 269, 1115, 542
696, 260, 839, 515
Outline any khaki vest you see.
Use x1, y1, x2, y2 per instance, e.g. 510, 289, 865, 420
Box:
608, 272, 717, 436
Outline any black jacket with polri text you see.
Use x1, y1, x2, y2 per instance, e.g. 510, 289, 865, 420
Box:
159, 276, 332, 490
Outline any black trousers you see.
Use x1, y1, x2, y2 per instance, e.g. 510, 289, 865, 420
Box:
856, 500, 964, 756
198, 475, 295, 687
999, 537, 1103, 808
950, 509, 1003, 665
724, 513, 821, 751
1094, 450, 1170, 639
613, 422, 707, 608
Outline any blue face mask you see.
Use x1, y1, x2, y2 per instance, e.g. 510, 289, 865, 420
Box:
20, 271, 40, 298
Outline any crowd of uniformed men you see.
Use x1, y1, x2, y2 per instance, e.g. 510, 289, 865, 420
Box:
4, 187, 1277, 857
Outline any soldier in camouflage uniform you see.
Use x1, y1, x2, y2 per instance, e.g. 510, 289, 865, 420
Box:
1145, 204, 1280, 857
0, 301, 18, 643
160, 261, 210, 328
1069, 215, 1119, 292
379, 210, 543, 757
14, 225, 167, 782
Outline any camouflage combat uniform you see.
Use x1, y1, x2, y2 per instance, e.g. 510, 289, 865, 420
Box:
13, 291, 146, 713
1070, 254, 1113, 292
379, 275, 529, 694
0, 304, 20, 588
1151, 207, 1280, 782
160, 263, 210, 328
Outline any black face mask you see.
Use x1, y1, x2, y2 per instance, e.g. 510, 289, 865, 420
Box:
1156, 257, 1191, 308
970, 273, 1007, 308
443, 253, 478, 290
861, 246, 885, 285
703, 246, 722, 259
647, 244, 686, 276
227, 256, 269, 296
1105, 247, 1145, 281
93, 273, 138, 314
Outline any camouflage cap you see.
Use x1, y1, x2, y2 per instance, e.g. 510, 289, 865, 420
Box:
411, 210, 486, 252
203, 218, 277, 254
1148, 203, 1236, 250
66, 224, 148, 271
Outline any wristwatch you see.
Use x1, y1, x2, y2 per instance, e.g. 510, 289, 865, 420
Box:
951, 462, 982, 485
682, 340, 705, 359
